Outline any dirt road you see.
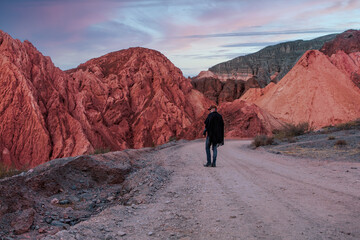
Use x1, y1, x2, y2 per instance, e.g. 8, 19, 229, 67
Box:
46, 139, 360, 240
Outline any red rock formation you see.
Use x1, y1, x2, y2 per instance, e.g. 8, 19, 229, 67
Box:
191, 71, 260, 103
320, 29, 360, 88
67, 47, 210, 149
0, 30, 210, 168
0, 30, 91, 168
218, 100, 284, 137
320, 29, 360, 57
241, 50, 360, 129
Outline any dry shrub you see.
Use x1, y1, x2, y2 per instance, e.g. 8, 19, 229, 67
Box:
251, 135, 274, 148
93, 147, 111, 155
334, 139, 347, 146
273, 122, 312, 140
334, 119, 360, 130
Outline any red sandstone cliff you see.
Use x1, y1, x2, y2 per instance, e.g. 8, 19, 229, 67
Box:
0, 30, 91, 168
219, 100, 284, 138
66, 47, 210, 150
191, 71, 260, 103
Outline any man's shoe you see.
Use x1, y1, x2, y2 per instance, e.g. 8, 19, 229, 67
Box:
204, 163, 211, 167
211, 163, 216, 167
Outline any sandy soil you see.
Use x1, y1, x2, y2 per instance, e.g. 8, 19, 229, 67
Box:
45, 139, 360, 240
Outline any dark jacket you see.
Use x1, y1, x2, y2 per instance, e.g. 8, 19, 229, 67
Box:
204, 111, 224, 147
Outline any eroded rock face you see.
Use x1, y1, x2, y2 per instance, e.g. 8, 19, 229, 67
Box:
191, 71, 260, 103
0, 30, 210, 168
66, 47, 209, 149
0, 30, 91, 168
320, 29, 360, 57
320, 30, 360, 89
218, 100, 284, 137
241, 50, 360, 129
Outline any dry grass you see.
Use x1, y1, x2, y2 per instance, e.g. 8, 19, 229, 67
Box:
92, 148, 111, 155
251, 135, 274, 148
0, 162, 26, 179
334, 139, 347, 146
322, 119, 360, 133
273, 122, 312, 140
334, 119, 360, 130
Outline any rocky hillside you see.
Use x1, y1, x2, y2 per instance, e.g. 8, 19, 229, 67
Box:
0, 30, 88, 168
209, 34, 337, 87
321, 29, 360, 88
65, 47, 210, 150
241, 29, 360, 129
0, 145, 172, 239
241, 49, 360, 129
191, 71, 260, 104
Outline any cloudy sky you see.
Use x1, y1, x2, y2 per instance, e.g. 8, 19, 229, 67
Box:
1, 0, 359, 76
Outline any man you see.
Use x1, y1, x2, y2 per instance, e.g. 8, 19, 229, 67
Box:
203, 105, 224, 167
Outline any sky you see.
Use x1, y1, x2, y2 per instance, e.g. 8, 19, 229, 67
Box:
0, 0, 359, 76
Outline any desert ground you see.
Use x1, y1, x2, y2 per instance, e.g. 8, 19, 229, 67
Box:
43, 139, 360, 240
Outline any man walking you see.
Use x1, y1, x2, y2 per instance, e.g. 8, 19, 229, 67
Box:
203, 105, 224, 167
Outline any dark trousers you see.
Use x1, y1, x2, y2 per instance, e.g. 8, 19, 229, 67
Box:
205, 136, 217, 165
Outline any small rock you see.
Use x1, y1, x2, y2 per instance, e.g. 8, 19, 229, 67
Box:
50, 220, 65, 227
65, 207, 73, 212
230, 215, 237, 219
148, 231, 154, 236
38, 227, 47, 233
70, 185, 77, 190
59, 199, 71, 205
117, 231, 126, 237
105, 234, 114, 240
51, 198, 59, 204
44, 217, 53, 224
11, 208, 36, 235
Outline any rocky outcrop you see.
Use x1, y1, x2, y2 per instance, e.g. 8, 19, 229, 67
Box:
191, 71, 260, 103
0, 30, 91, 168
241, 50, 360, 129
66, 47, 210, 149
0, 146, 170, 238
219, 100, 284, 137
209, 34, 337, 87
320, 29, 360, 88
320, 29, 360, 56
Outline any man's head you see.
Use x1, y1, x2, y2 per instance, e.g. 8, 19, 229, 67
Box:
208, 105, 217, 112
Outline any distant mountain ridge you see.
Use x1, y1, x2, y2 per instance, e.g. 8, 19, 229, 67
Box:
209, 33, 337, 87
